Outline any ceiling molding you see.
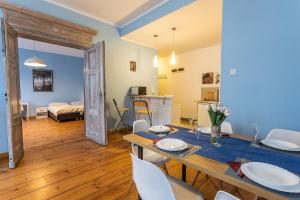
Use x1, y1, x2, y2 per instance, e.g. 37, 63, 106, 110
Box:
118, 0, 196, 36
46, 0, 117, 27
118, 0, 170, 28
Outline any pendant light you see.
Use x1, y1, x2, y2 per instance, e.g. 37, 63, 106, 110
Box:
24, 41, 47, 68
153, 34, 159, 68
170, 27, 176, 66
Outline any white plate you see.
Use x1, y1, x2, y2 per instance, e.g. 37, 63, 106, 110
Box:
149, 125, 171, 133
197, 127, 211, 134
261, 139, 300, 152
241, 162, 300, 193
156, 138, 188, 152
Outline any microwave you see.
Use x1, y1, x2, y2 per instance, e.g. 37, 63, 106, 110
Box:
130, 86, 147, 96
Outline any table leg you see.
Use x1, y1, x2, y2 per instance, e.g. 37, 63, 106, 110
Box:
182, 164, 187, 182
137, 145, 143, 200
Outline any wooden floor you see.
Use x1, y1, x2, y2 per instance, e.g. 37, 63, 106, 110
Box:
0, 119, 254, 200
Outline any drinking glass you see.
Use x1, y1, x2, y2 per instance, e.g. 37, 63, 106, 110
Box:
251, 122, 260, 147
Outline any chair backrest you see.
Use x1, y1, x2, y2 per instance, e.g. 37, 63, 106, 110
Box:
214, 191, 240, 200
133, 119, 149, 133
221, 121, 233, 134
133, 100, 152, 125
131, 154, 176, 200
266, 129, 300, 145
112, 98, 122, 118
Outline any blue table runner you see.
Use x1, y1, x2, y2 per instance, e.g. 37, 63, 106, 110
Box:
135, 126, 300, 175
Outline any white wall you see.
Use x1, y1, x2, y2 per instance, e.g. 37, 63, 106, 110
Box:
158, 44, 221, 119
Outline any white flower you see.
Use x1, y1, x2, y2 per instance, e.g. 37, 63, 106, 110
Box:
210, 104, 217, 112
224, 108, 231, 116
217, 106, 226, 113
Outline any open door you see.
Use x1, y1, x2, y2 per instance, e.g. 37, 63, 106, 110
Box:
2, 19, 24, 168
84, 42, 107, 145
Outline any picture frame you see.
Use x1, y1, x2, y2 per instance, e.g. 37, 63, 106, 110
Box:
32, 69, 53, 92
130, 61, 136, 72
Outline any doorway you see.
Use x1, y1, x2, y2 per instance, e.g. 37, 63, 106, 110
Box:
1, 3, 107, 168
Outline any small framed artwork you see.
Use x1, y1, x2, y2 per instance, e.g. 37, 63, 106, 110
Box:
32, 69, 53, 92
215, 73, 220, 84
130, 61, 136, 72
202, 72, 214, 84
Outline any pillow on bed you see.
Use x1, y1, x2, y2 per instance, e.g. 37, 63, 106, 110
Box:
49, 102, 69, 107
70, 101, 83, 105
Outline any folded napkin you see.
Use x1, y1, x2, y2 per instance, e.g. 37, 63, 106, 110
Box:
153, 138, 162, 145
227, 161, 245, 178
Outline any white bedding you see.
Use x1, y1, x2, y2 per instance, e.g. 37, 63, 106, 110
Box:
48, 103, 84, 116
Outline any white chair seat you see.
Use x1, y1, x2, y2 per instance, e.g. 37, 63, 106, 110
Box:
133, 145, 169, 166
168, 176, 204, 200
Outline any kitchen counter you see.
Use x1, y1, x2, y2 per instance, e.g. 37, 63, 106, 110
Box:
134, 95, 173, 125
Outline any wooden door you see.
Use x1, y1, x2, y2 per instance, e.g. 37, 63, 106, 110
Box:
2, 20, 24, 168
84, 42, 107, 145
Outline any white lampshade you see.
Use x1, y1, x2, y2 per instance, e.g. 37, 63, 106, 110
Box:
170, 51, 176, 65
24, 55, 47, 67
153, 55, 158, 68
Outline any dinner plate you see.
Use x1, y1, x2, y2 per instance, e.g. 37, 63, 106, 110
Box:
241, 162, 300, 193
149, 125, 171, 133
260, 139, 300, 152
197, 127, 211, 134
156, 138, 188, 152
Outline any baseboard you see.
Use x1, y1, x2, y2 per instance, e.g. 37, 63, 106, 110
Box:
0, 152, 8, 160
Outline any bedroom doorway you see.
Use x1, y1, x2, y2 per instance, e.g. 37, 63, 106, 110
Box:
1, 3, 107, 168
18, 38, 86, 150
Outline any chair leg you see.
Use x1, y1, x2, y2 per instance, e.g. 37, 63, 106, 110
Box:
162, 164, 169, 175
192, 171, 201, 186
219, 180, 223, 190
125, 179, 134, 198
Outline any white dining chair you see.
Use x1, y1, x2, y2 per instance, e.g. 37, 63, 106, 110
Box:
132, 120, 170, 167
127, 120, 170, 197
131, 153, 204, 200
192, 121, 233, 187
266, 128, 300, 145
214, 191, 240, 200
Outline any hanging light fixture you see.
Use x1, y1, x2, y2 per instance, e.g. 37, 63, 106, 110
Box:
153, 34, 159, 68
24, 41, 47, 68
170, 27, 177, 66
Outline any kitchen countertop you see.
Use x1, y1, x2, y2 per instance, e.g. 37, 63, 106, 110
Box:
136, 95, 173, 99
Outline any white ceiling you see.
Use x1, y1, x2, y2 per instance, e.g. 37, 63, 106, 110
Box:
46, 0, 168, 27
18, 38, 84, 58
122, 0, 222, 56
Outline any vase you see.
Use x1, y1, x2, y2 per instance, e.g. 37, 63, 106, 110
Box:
211, 125, 221, 147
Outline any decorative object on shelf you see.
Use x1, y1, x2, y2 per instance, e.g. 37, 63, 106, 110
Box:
178, 67, 184, 72
32, 69, 53, 92
130, 61, 136, 72
171, 68, 177, 73
208, 104, 230, 147
202, 72, 214, 84
153, 34, 159, 68
158, 74, 167, 80
24, 41, 47, 68
215, 72, 220, 84
170, 27, 177, 66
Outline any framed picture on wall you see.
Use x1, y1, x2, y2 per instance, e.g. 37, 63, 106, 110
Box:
130, 61, 136, 72
32, 69, 53, 92
202, 72, 214, 84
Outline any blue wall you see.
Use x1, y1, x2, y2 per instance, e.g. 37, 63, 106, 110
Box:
19, 49, 84, 116
221, 0, 300, 137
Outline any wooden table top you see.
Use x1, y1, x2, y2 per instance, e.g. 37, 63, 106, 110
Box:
123, 133, 291, 200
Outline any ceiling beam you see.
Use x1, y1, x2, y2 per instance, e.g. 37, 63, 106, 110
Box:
118, 0, 196, 36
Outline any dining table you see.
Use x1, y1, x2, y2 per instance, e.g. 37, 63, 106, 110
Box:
123, 125, 300, 200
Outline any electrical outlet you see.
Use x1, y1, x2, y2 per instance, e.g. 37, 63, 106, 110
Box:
229, 68, 237, 76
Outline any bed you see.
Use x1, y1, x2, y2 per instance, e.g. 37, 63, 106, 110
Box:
48, 102, 84, 122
